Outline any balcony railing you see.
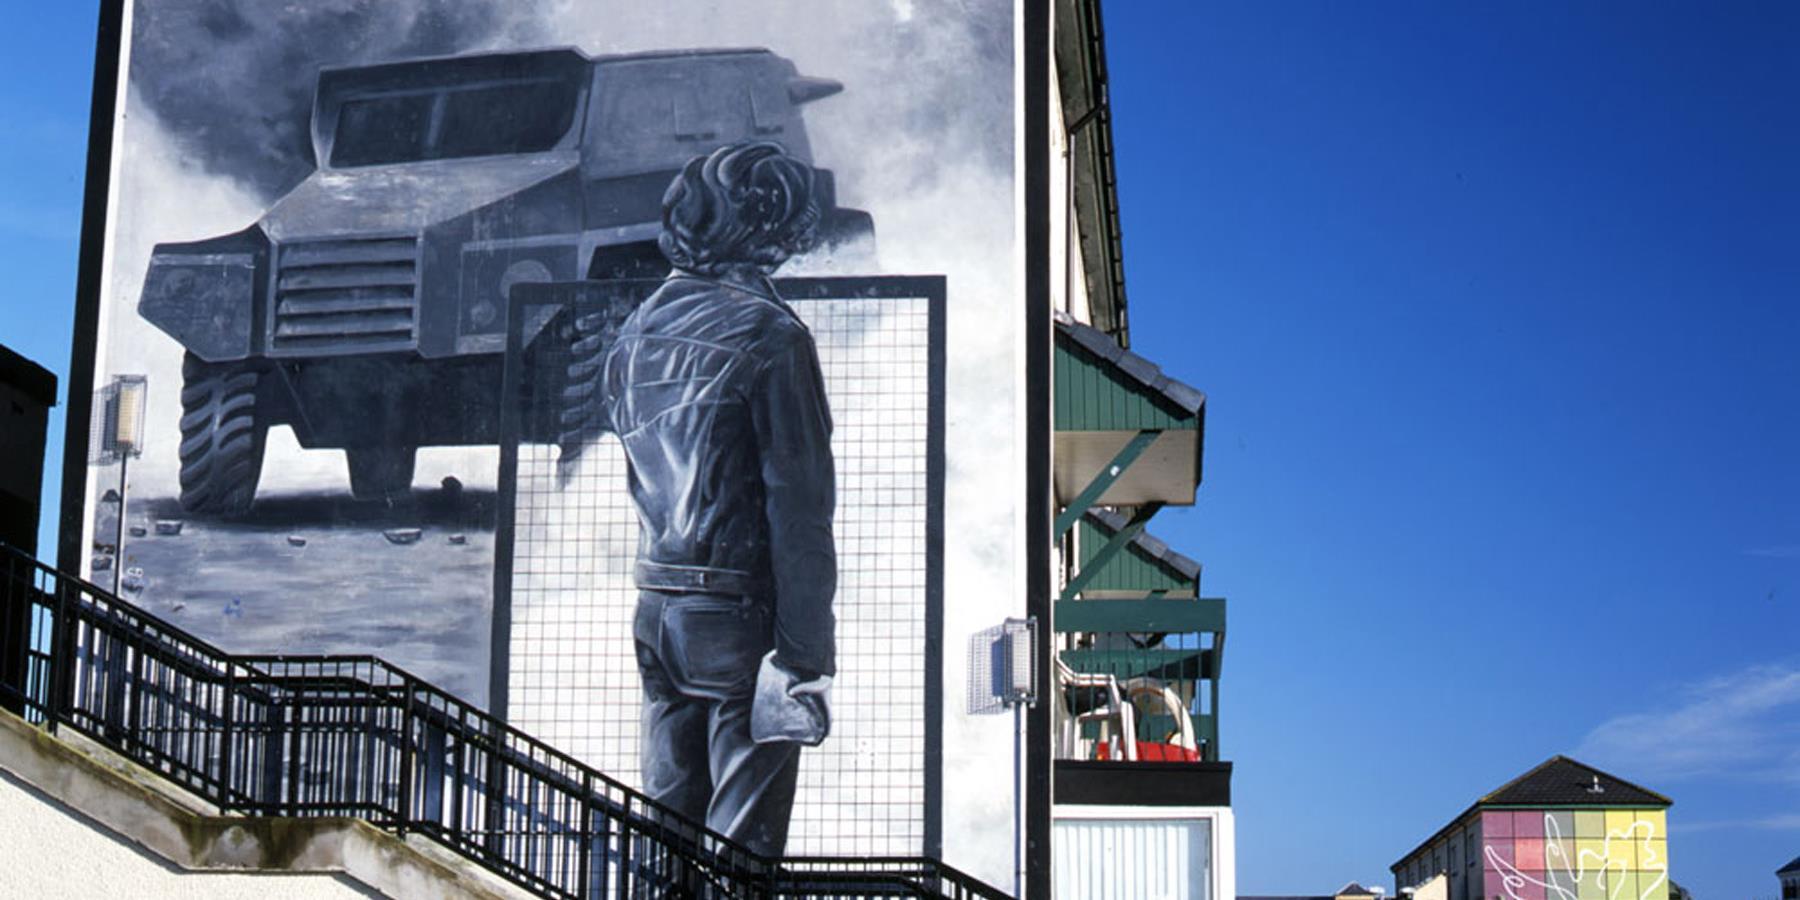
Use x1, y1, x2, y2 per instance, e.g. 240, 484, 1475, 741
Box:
0, 544, 1006, 899
1053, 635, 1219, 764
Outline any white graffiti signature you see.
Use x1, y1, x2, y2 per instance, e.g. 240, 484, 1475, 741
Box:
1483, 814, 1668, 900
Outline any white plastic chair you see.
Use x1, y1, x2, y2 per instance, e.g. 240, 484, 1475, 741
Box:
1122, 677, 1198, 757
1055, 658, 1137, 761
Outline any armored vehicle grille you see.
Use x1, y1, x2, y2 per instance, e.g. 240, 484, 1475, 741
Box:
272, 237, 418, 351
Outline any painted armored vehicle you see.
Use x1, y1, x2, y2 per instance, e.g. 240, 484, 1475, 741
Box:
139, 47, 873, 513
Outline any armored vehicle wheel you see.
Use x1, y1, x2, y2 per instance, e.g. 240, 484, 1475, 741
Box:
177, 353, 266, 515
347, 447, 417, 502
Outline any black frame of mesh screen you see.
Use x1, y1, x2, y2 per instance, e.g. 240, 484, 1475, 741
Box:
490, 275, 946, 856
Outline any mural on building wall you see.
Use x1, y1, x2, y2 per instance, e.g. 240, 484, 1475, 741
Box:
1484, 810, 1671, 900
79, 0, 1025, 880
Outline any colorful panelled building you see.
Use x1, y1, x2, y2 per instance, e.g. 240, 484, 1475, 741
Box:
1391, 757, 1672, 900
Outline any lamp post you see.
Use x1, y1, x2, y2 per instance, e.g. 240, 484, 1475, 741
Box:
91, 375, 147, 594
1000, 616, 1038, 900
968, 615, 1040, 900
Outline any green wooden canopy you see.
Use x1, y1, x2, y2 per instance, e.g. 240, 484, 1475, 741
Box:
1053, 313, 1205, 509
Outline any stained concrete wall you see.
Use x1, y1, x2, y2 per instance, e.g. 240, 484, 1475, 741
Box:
0, 767, 373, 899
0, 709, 525, 899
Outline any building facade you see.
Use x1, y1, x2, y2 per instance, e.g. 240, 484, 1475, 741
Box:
5, 0, 1241, 896
1391, 757, 1672, 900
1045, 1, 1234, 896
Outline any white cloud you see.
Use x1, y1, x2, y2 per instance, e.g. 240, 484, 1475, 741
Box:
1573, 663, 1800, 783
1670, 813, 1800, 834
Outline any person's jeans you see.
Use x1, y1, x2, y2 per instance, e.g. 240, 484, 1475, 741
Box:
633, 588, 801, 858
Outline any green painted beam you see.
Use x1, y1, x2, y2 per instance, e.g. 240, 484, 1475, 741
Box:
1059, 648, 1215, 682
1059, 502, 1164, 601
1052, 429, 1160, 536
1194, 710, 1217, 761
1209, 677, 1221, 760
1053, 597, 1225, 634
1075, 517, 1197, 595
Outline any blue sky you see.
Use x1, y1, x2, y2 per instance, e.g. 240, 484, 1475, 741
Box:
1104, 3, 1798, 898
0, 4, 1795, 899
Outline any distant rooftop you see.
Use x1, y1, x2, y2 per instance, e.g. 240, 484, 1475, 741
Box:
1392, 756, 1671, 872
1480, 756, 1670, 807
1778, 854, 1800, 876
1240, 885, 1381, 900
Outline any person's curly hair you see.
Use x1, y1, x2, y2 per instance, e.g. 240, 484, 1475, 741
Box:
658, 141, 821, 275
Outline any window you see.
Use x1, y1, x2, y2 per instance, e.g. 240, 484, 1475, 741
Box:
331, 78, 579, 167
436, 80, 580, 158
331, 94, 433, 166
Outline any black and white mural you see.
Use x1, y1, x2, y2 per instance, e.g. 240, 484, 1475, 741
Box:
78, 0, 1026, 881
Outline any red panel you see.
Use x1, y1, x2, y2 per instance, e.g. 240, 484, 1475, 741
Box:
1515, 839, 1547, 872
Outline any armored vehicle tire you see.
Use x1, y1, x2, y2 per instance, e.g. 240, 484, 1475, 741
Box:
347, 447, 417, 502
177, 353, 266, 516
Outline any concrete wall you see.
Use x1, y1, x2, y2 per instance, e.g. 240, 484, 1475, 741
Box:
0, 768, 372, 899
0, 709, 524, 899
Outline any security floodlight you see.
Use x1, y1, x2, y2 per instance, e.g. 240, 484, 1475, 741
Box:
90, 375, 149, 594
999, 617, 1037, 707
90, 375, 148, 464
965, 615, 1038, 900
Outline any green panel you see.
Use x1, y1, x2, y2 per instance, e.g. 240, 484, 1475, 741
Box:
1075, 516, 1196, 594
1054, 339, 1198, 432
1060, 647, 1214, 682
1054, 598, 1224, 633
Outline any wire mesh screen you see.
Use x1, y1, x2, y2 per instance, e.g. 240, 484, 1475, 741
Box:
497, 276, 944, 858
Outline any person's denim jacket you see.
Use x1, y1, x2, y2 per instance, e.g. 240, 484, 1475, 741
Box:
601, 272, 837, 678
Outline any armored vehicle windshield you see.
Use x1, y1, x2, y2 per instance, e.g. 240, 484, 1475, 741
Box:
331, 77, 582, 166
316, 50, 589, 168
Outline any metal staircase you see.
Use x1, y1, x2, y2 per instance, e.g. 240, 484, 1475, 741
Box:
0, 544, 1006, 899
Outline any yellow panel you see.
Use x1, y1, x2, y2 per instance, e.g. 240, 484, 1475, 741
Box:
1609, 872, 1640, 900
1636, 839, 1668, 872
1604, 810, 1637, 837
1576, 839, 1618, 874
1608, 836, 1639, 870
1634, 810, 1667, 840
1575, 871, 1608, 900
1635, 870, 1670, 900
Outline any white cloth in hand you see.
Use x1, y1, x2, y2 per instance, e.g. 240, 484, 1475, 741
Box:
750, 651, 832, 746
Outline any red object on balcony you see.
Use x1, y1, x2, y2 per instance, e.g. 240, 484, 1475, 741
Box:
1092, 741, 1202, 763
1136, 741, 1201, 762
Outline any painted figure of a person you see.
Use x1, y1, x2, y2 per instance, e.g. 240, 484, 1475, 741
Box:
600, 141, 836, 856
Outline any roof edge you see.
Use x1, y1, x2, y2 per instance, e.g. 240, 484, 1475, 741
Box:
1480, 755, 1673, 807
1082, 507, 1202, 581
0, 343, 57, 407
1054, 311, 1206, 417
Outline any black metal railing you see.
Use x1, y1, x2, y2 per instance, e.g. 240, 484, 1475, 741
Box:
0, 545, 1006, 899
1054, 636, 1216, 764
